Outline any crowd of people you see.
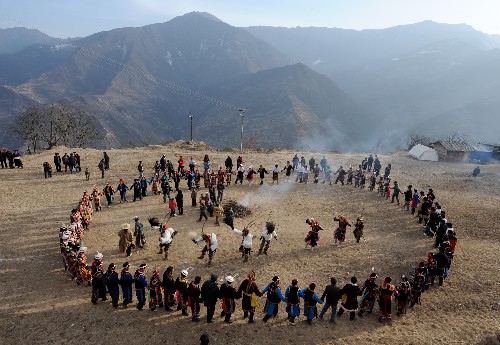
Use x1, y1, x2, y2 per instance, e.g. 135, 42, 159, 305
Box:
0, 148, 23, 169
57, 151, 458, 329
42, 152, 84, 178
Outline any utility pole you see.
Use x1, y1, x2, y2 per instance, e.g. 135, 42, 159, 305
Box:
239, 109, 245, 152
188, 113, 194, 142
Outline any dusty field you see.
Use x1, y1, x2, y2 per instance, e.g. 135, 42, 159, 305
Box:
0, 142, 499, 345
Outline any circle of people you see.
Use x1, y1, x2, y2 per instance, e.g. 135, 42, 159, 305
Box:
58, 152, 457, 325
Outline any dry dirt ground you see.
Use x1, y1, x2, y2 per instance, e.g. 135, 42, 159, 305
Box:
0, 142, 499, 345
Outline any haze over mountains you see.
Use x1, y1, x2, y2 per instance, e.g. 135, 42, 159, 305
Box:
1, 12, 499, 151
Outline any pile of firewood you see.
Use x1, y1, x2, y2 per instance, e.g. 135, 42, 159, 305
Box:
223, 199, 251, 218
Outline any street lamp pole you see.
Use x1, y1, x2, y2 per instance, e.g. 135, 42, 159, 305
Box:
188, 113, 194, 142
239, 109, 245, 152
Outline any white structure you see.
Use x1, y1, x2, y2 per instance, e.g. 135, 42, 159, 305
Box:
408, 144, 439, 161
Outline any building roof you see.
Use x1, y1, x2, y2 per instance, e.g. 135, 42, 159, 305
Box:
471, 143, 493, 153
432, 141, 476, 152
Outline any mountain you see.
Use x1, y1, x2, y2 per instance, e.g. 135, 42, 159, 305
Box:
245, 21, 500, 147
196, 63, 367, 150
0, 27, 67, 54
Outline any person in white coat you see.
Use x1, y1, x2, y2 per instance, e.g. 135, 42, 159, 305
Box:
232, 225, 253, 262
258, 221, 278, 255
158, 225, 177, 260
194, 232, 218, 267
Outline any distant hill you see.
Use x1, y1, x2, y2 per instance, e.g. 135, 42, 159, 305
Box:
0, 27, 67, 54
245, 21, 500, 146
1, 16, 499, 151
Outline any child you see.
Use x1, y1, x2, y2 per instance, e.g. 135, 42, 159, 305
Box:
168, 197, 177, 217
85, 167, 90, 181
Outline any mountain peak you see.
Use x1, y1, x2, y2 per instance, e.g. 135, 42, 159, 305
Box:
180, 11, 223, 23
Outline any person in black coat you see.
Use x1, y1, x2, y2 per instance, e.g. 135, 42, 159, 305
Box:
201, 273, 220, 323
176, 189, 184, 215
337, 276, 361, 320
162, 266, 176, 311
225, 156, 233, 173
319, 277, 341, 323
53, 153, 62, 172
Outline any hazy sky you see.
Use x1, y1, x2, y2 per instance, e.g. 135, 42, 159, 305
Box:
1, 0, 500, 38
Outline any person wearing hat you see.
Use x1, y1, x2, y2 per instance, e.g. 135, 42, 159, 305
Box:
134, 263, 149, 310
337, 276, 361, 321
162, 266, 176, 311
319, 277, 341, 323
194, 232, 218, 267
91, 252, 104, 276
118, 223, 134, 257
304, 218, 323, 250
175, 270, 190, 316
91, 262, 107, 304
133, 216, 146, 249
119, 262, 134, 307
220, 275, 239, 323
378, 276, 395, 322
106, 263, 120, 308
334, 166, 346, 185
149, 269, 163, 311
358, 273, 379, 317
333, 215, 351, 247
262, 276, 286, 323
201, 274, 220, 323
299, 282, 323, 324
237, 270, 262, 323
285, 278, 301, 324
116, 179, 129, 203
353, 215, 365, 244
188, 276, 203, 321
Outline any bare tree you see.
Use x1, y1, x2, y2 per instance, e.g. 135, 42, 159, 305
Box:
13, 105, 43, 154
13, 101, 103, 151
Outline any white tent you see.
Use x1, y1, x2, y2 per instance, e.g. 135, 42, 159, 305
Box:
408, 144, 439, 161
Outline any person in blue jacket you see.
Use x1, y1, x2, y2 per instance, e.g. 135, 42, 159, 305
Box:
116, 179, 129, 203
134, 263, 149, 310
262, 275, 287, 322
140, 176, 150, 197
299, 282, 323, 324
285, 278, 301, 325
119, 262, 134, 307
106, 263, 120, 308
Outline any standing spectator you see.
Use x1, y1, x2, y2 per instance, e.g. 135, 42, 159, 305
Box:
13, 150, 23, 168
160, 154, 167, 172
292, 154, 299, 171
168, 197, 177, 217
178, 155, 185, 173
43, 162, 53, 178
74, 152, 81, 172
137, 161, 144, 179
191, 188, 198, 207
62, 153, 69, 172
176, 189, 184, 215
225, 156, 233, 173
98, 159, 105, 179
85, 167, 90, 181
103, 151, 110, 170
68, 153, 76, 173
0, 149, 6, 169
54, 153, 62, 172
